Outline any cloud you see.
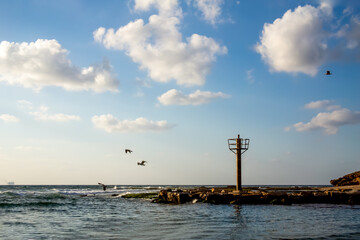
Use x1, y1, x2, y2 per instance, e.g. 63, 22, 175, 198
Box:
255, 3, 332, 76
284, 126, 291, 132
256, 2, 360, 75
134, 0, 182, 17
158, 89, 230, 105
94, 0, 227, 86
291, 100, 360, 135
17, 100, 33, 110
194, 0, 224, 25
92, 115, 175, 133
135, 77, 151, 88
15, 145, 41, 151
294, 108, 360, 135
345, 16, 360, 49
304, 100, 341, 111
0, 39, 119, 92
246, 68, 255, 84
0, 114, 19, 123
304, 100, 332, 109
29, 106, 80, 122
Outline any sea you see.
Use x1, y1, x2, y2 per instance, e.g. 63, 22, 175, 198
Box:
1, 185, 360, 240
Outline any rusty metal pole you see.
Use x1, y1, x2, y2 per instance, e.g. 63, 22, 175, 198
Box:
236, 135, 242, 191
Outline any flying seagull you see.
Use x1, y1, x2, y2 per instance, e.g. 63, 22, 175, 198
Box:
125, 149, 133, 154
137, 161, 147, 166
98, 182, 107, 191
325, 70, 332, 75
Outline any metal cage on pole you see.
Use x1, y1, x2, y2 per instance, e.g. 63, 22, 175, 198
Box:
227, 135, 250, 191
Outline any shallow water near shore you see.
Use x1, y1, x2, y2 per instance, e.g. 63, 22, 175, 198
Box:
1, 185, 360, 239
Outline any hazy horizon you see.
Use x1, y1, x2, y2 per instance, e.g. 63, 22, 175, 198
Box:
1, 0, 359, 185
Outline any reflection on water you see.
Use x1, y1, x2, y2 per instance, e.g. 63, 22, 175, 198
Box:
1, 185, 360, 239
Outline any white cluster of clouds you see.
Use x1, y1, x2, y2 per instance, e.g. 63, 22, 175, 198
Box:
94, 0, 227, 87
2, 100, 175, 133
134, 0, 182, 17
256, 3, 360, 76
0, 114, 19, 123
158, 89, 230, 105
92, 114, 174, 133
256, 3, 331, 76
289, 100, 360, 135
0, 39, 119, 92
194, 0, 224, 25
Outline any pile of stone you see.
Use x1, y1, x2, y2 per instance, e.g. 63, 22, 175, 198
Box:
330, 171, 360, 186
153, 187, 360, 205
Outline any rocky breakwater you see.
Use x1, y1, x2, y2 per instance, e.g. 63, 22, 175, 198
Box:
152, 186, 360, 205
330, 171, 360, 186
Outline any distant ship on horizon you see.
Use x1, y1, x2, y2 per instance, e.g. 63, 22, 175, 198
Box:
7, 181, 15, 185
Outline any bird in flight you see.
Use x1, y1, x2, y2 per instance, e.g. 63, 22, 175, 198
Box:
98, 182, 107, 191
125, 149, 133, 154
137, 161, 147, 166
325, 70, 332, 75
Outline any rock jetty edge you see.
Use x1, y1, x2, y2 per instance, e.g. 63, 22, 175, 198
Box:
149, 185, 360, 205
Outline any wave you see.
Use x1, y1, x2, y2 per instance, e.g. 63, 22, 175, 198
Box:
0, 186, 163, 205
0, 201, 67, 208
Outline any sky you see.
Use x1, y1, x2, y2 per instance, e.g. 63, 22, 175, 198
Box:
0, 0, 359, 185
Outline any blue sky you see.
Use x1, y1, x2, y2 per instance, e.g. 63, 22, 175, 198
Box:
0, 0, 359, 185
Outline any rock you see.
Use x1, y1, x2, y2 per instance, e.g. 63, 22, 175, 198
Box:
348, 192, 360, 205
330, 171, 360, 186
175, 192, 191, 204
167, 192, 176, 203
153, 185, 360, 205
198, 186, 209, 191
157, 189, 171, 203
155, 190, 192, 204
203, 193, 235, 204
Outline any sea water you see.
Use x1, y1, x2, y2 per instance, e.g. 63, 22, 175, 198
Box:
1, 185, 360, 239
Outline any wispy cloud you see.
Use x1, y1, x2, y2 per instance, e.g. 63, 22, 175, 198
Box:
17, 100, 33, 109
29, 105, 80, 122
158, 89, 230, 106
246, 68, 255, 84
289, 100, 360, 135
92, 114, 175, 133
133, 0, 182, 17
94, 0, 226, 87
0, 39, 119, 92
304, 100, 341, 111
14, 145, 41, 151
0, 114, 19, 123
344, 16, 360, 49
193, 0, 224, 25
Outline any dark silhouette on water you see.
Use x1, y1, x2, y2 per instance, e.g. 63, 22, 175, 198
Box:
137, 161, 147, 166
98, 182, 107, 191
125, 149, 133, 154
325, 70, 332, 75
